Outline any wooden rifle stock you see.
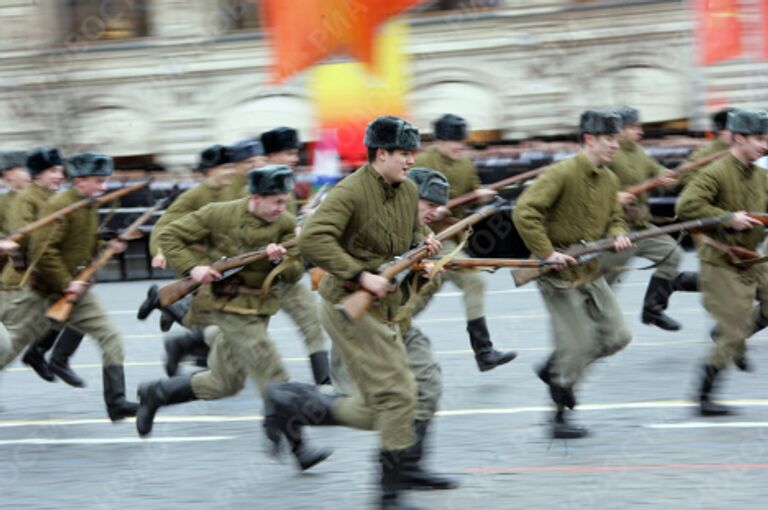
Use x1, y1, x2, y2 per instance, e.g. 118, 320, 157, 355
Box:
445, 166, 549, 210
45, 195, 162, 323
2, 180, 150, 244
512, 214, 732, 287
624, 149, 729, 196
157, 239, 298, 307
338, 203, 501, 321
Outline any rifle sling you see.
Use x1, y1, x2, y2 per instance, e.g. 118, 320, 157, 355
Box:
698, 235, 768, 268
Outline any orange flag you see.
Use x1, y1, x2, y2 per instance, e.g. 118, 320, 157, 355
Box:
694, 0, 743, 65
261, 0, 423, 82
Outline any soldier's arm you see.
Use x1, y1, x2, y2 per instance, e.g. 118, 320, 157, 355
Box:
605, 175, 629, 238
29, 201, 74, 293
276, 213, 303, 285
675, 169, 729, 220
157, 205, 215, 276
148, 189, 198, 257
4, 193, 35, 254
299, 185, 366, 280
512, 170, 561, 259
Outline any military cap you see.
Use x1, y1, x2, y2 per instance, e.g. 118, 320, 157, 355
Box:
197, 144, 233, 172
67, 152, 113, 177
433, 114, 468, 141
712, 107, 735, 131
579, 109, 623, 136
406, 167, 450, 205
364, 115, 420, 151
261, 127, 300, 155
230, 138, 264, 162
0, 150, 29, 172
615, 105, 640, 126
726, 109, 768, 135
248, 164, 294, 196
26, 147, 63, 176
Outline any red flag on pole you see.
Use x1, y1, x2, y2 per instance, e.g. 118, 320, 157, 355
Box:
694, 0, 743, 65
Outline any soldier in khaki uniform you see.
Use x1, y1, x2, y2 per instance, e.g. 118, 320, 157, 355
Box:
0, 239, 19, 358
601, 106, 698, 331
680, 107, 734, 184
414, 114, 516, 372
223, 137, 266, 201
0, 148, 88, 387
0, 151, 31, 236
676, 108, 768, 416
136, 165, 330, 470
267, 116, 444, 510
513, 110, 633, 439
1, 152, 138, 421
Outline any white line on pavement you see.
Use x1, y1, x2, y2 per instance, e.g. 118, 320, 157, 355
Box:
644, 421, 768, 429
2, 400, 767, 429
0, 436, 233, 446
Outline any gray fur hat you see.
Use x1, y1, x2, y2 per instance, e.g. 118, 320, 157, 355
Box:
197, 144, 233, 173
615, 105, 640, 126
26, 147, 63, 176
261, 127, 300, 155
579, 109, 623, 136
0, 150, 29, 172
248, 164, 294, 196
406, 167, 450, 205
67, 152, 113, 177
230, 138, 264, 162
364, 116, 420, 151
726, 109, 768, 135
433, 114, 468, 141
712, 107, 735, 131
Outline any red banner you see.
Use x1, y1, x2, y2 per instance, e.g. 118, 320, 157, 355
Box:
695, 0, 743, 65
761, 0, 768, 60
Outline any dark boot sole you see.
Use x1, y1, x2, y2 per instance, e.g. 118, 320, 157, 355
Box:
296, 447, 332, 471
22, 352, 56, 383
50, 362, 86, 388
476, 352, 517, 372
641, 315, 681, 331
108, 401, 139, 423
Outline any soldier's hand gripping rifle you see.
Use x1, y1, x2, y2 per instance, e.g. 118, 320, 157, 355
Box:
45, 195, 164, 322
445, 166, 549, 210
156, 239, 299, 307
337, 200, 505, 321
511, 214, 733, 287
623, 149, 729, 197
1, 180, 150, 244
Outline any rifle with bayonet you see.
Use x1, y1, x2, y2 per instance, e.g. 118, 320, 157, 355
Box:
624, 149, 729, 197
45, 195, 164, 322
2, 180, 150, 244
156, 239, 298, 307
512, 214, 733, 287
337, 200, 506, 321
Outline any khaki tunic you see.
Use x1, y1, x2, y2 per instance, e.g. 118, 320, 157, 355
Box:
679, 139, 729, 188
300, 163, 422, 450
513, 153, 631, 388
0, 190, 16, 235
676, 153, 768, 368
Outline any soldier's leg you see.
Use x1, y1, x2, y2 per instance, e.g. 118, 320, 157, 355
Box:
21, 328, 58, 383
329, 345, 358, 397
599, 247, 636, 286
66, 292, 137, 421
0, 321, 10, 361
1, 288, 50, 368
588, 278, 633, 358
633, 235, 686, 331
537, 278, 599, 438
441, 243, 516, 372
48, 327, 87, 388
698, 262, 754, 415
274, 281, 330, 385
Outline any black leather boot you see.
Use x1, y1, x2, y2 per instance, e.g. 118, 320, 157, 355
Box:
536, 354, 576, 410
265, 381, 334, 471
309, 351, 331, 385
380, 450, 423, 510
137, 284, 161, 320
399, 420, 458, 490
641, 276, 681, 331
158, 298, 189, 332
467, 317, 517, 372
136, 374, 196, 436
163, 328, 207, 377
102, 365, 139, 422
21, 329, 57, 382
552, 406, 588, 439
672, 271, 699, 292
49, 327, 86, 388
699, 364, 730, 416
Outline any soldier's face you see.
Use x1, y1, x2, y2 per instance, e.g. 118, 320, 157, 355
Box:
249, 193, 288, 223
735, 134, 768, 162
208, 163, 236, 187
623, 123, 643, 143
35, 165, 65, 192
2, 167, 31, 191
269, 149, 300, 169
585, 133, 620, 165
376, 149, 415, 184
239, 156, 266, 173
418, 199, 442, 225
74, 176, 108, 196
436, 140, 465, 160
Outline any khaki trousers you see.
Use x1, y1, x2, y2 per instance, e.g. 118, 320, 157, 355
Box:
601, 231, 682, 285
275, 281, 328, 354
321, 299, 416, 450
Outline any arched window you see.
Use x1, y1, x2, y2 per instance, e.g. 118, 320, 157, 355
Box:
65, 0, 149, 43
